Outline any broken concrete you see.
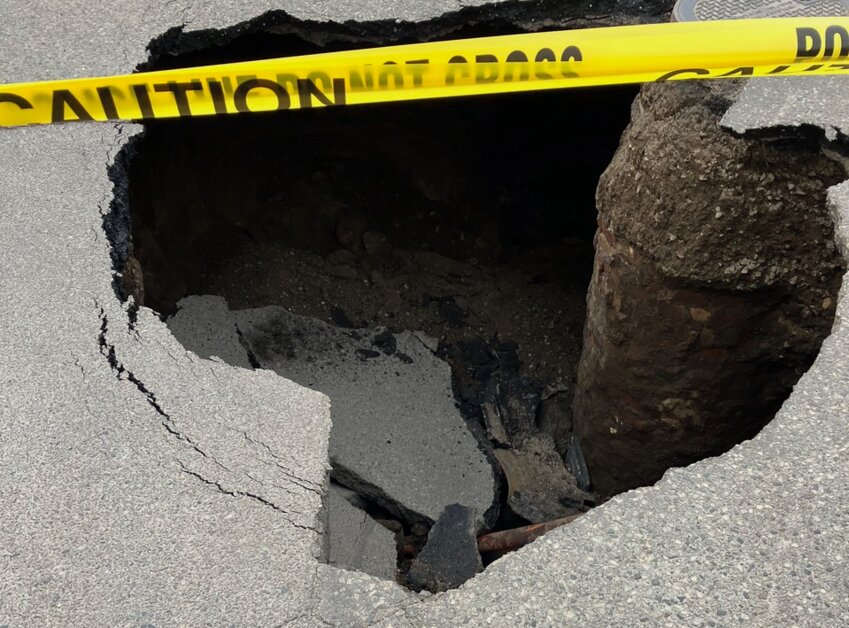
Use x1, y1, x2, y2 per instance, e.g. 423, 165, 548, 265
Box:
167, 297, 498, 527
324, 484, 398, 582
167, 294, 254, 369
231, 305, 498, 527
407, 504, 482, 593
495, 433, 592, 523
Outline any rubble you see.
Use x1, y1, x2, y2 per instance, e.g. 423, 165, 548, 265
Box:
324, 484, 398, 582
407, 504, 482, 593
167, 297, 498, 527
494, 433, 593, 524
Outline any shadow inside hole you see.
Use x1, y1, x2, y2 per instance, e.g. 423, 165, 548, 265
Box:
128, 85, 635, 314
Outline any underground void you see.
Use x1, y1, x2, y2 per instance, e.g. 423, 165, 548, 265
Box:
111, 15, 844, 592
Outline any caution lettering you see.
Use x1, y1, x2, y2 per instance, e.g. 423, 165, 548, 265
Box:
796, 25, 849, 61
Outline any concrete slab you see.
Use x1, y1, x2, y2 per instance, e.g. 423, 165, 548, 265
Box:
167, 295, 495, 532
233, 305, 498, 527
325, 484, 399, 581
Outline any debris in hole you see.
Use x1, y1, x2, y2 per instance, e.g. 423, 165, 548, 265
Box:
494, 433, 594, 524
406, 504, 482, 593
133, 89, 616, 587
324, 483, 398, 582
227, 304, 498, 527
536, 385, 574, 455
165, 294, 595, 583
127, 25, 662, 589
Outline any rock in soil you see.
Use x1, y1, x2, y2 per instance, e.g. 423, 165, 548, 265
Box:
232, 305, 498, 527
324, 484, 398, 582
495, 433, 593, 524
407, 504, 482, 593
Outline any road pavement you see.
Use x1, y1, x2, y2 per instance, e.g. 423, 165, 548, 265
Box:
1, 0, 848, 625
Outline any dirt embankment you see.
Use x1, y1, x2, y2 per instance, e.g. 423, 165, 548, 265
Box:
574, 81, 846, 496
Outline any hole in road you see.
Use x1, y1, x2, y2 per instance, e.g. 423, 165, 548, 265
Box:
110, 5, 844, 593
129, 77, 632, 590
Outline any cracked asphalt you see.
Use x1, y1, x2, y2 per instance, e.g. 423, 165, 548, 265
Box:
1, 1, 849, 626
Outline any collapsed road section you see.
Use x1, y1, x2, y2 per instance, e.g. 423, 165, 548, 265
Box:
101, 4, 844, 591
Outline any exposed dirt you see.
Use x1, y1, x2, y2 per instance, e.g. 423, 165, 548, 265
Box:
200, 244, 591, 389
574, 80, 847, 496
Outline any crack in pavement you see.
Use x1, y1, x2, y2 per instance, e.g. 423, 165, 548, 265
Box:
178, 461, 317, 532
95, 301, 319, 532
242, 430, 323, 496
97, 303, 221, 465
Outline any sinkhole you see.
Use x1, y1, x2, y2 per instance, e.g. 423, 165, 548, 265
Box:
110, 6, 845, 592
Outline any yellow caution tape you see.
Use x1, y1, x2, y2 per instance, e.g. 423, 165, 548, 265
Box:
2, 17, 849, 127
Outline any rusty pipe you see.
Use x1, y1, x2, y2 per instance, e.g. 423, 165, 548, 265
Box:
477, 513, 583, 554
